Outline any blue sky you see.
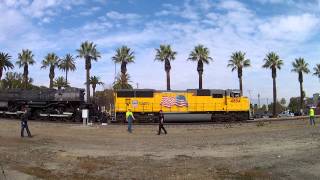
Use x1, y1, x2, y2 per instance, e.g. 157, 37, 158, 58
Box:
1, 0, 320, 103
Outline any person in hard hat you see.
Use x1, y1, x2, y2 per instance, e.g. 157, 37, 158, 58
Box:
309, 107, 315, 126
126, 109, 135, 133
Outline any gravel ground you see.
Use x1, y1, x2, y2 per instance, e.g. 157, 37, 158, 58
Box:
1, 118, 320, 179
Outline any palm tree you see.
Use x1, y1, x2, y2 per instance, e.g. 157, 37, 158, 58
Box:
155, 44, 177, 91
262, 52, 284, 117
89, 76, 104, 100
53, 76, 69, 90
59, 54, 76, 84
16, 49, 35, 89
291, 58, 310, 112
1, 72, 21, 89
113, 73, 133, 90
313, 64, 320, 80
112, 45, 135, 77
188, 44, 213, 89
77, 41, 101, 103
1, 72, 33, 89
41, 53, 60, 89
227, 51, 251, 96
0, 52, 14, 80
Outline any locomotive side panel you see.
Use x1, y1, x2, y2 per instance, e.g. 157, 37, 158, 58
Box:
114, 89, 250, 122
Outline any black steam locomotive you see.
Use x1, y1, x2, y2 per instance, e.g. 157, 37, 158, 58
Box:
0, 88, 99, 121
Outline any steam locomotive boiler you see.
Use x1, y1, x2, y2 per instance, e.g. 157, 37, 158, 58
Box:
0, 88, 88, 121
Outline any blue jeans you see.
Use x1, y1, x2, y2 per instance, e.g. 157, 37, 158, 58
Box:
127, 118, 133, 133
21, 121, 31, 137
310, 116, 315, 126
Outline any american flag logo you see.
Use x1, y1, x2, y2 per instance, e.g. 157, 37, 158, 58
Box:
160, 95, 188, 108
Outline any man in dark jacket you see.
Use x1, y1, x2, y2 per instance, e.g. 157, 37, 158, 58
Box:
21, 108, 32, 138
158, 110, 167, 135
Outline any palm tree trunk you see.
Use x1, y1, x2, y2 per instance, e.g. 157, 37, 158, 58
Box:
50, 78, 53, 89
272, 77, 277, 118
23, 64, 28, 89
199, 71, 203, 89
166, 70, 170, 91
299, 81, 303, 112
93, 87, 96, 103
121, 62, 127, 75
239, 76, 243, 96
65, 70, 68, 84
49, 66, 55, 89
0, 68, 3, 80
86, 69, 90, 103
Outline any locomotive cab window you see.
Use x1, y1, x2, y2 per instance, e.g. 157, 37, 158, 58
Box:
212, 94, 223, 98
135, 90, 154, 97
230, 92, 240, 98
196, 89, 211, 96
117, 91, 135, 97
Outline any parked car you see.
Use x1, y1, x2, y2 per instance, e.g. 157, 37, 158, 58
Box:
253, 111, 272, 119
278, 110, 294, 118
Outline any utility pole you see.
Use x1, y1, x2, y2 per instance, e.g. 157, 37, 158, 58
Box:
258, 93, 261, 109
266, 98, 269, 112
248, 90, 253, 115
136, 83, 139, 89
247, 90, 252, 102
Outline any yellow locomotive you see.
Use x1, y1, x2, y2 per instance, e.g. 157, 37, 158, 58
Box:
114, 89, 250, 122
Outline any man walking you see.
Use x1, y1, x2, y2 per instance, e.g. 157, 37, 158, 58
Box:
21, 107, 32, 138
309, 106, 316, 126
126, 109, 135, 133
158, 110, 167, 135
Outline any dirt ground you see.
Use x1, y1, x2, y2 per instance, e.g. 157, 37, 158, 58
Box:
1, 118, 320, 180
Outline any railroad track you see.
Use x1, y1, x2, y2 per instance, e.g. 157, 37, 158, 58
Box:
1, 115, 317, 125
249, 115, 320, 122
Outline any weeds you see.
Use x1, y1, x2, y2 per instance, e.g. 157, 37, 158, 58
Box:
256, 121, 265, 127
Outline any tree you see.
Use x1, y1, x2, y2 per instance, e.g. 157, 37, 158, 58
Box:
313, 64, 320, 80
280, 98, 286, 107
41, 53, 60, 89
113, 73, 133, 90
155, 44, 177, 90
291, 57, 310, 112
0, 52, 14, 80
53, 76, 69, 90
89, 76, 104, 100
16, 49, 35, 89
77, 41, 101, 103
188, 44, 213, 89
227, 51, 250, 95
288, 97, 300, 113
262, 52, 283, 117
260, 104, 267, 112
112, 45, 135, 76
268, 101, 285, 114
95, 88, 114, 111
59, 54, 76, 84
1, 72, 33, 89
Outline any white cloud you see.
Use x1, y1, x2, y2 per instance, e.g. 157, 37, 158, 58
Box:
218, 0, 248, 11
106, 11, 141, 20
1, 0, 86, 21
256, 0, 293, 4
3, 0, 29, 7
0, 6, 30, 42
155, 1, 204, 20
79, 6, 101, 16
259, 13, 319, 41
